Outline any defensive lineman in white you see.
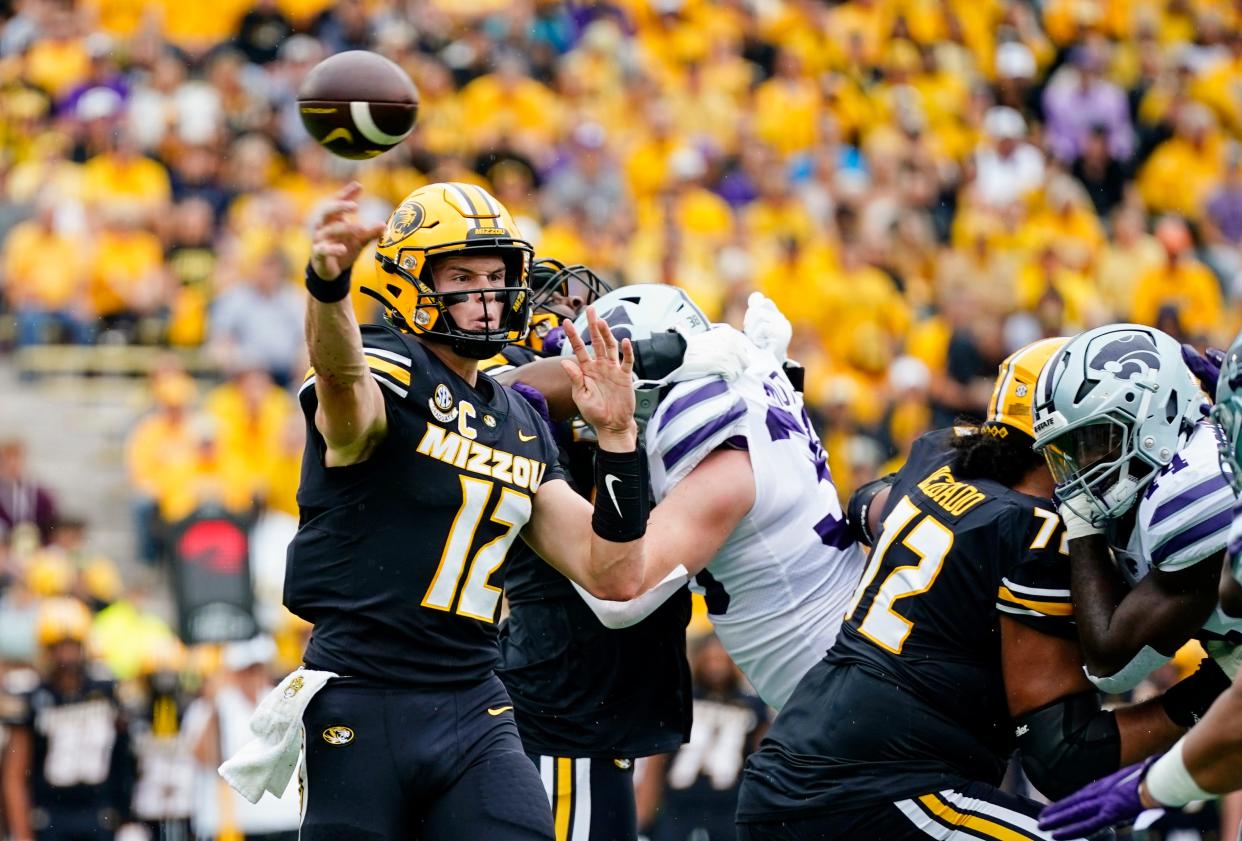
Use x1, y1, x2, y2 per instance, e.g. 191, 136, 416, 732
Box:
556, 288, 865, 709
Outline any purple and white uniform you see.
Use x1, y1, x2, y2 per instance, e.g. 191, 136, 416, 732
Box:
1110, 420, 1239, 641
645, 361, 865, 709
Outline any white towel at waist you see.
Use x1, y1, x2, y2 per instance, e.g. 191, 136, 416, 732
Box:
218, 667, 337, 804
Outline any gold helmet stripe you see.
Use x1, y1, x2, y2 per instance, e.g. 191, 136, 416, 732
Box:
990, 336, 1069, 431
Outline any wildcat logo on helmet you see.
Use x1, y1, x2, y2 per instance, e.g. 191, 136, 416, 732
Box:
430, 383, 458, 424
1088, 333, 1162, 381
379, 200, 426, 247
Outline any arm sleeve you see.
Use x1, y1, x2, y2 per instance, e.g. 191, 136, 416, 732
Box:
571, 565, 692, 629
994, 505, 1076, 639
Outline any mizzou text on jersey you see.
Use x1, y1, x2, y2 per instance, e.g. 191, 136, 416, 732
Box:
288, 323, 565, 840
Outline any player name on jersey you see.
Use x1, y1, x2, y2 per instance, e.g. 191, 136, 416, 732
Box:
416, 421, 549, 492
915, 466, 987, 516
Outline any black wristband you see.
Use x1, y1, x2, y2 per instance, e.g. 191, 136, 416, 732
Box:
1161, 656, 1231, 727
847, 473, 897, 547
592, 447, 649, 543
305, 264, 353, 303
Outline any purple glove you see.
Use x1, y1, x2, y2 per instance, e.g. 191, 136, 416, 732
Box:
509, 381, 552, 426
1038, 756, 1159, 839
1181, 343, 1225, 395
541, 326, 566, 358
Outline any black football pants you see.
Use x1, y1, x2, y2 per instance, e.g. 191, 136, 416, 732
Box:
300, 675, 554, 840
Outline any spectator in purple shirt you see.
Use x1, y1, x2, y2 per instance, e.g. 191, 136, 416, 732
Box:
1203, 142, 1242, 295
1042, 43, 1135, 164
0, 439, 59, 546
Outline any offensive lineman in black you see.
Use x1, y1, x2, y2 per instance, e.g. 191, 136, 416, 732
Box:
484, 259, 693, 841
736, 338, 1228, 840
284, 181, 671, 840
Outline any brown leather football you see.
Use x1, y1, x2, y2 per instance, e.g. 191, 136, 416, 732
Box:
297, 50, 419, 160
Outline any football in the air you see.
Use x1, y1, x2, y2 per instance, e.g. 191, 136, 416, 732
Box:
297, 50, 419, 160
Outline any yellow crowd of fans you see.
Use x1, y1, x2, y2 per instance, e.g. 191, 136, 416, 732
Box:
1, 0, 1242, 499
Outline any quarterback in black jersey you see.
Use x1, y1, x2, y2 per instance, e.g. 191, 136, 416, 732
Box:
484, 259, 692, 841
275, 181, 705, 841
737, 338, 1224, 841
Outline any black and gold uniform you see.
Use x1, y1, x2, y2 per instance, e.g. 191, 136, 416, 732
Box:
1, 669, 135, 840
289, 322, 567, 840
736, 428, 1074, 840
482, 342, 694, 841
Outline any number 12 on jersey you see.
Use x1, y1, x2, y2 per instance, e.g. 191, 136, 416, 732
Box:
422, 476, 531, 621
843, 495, 954, 654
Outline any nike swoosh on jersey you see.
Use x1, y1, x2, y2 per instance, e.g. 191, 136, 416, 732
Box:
604, 474, 623, 515
487, 705, 514, 716
518, 430, 538, 442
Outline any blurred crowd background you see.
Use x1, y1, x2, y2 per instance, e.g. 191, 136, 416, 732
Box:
1, 0, 1241, 838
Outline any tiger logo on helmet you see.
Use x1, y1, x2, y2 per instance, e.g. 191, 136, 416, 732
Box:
369, 182, 535, 359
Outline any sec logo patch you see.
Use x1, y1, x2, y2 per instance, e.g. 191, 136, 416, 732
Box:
322, 725, 355, 746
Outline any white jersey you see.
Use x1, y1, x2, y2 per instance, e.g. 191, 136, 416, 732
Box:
1110, 420, 1238, 638
645, 362, 865, 709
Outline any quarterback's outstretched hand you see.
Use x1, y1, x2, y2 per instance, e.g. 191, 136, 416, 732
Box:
310, 181, 386, 282
1038, 757, 1159, 839
562, 307, 637, 451
743, 292, 793, 363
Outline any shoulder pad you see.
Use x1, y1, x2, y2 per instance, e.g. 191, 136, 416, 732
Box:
1138, 423, 1234, 572
647, 376, 747, 489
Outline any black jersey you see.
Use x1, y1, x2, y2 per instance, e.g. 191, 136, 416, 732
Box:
1, 670, 134, 815
655, 688, 768, 841
286, 324, 565, 685
738, 429, 1074, 818
481, 347, 694, 758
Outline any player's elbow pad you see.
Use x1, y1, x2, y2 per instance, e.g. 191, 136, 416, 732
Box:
1014, 690, 1121, 801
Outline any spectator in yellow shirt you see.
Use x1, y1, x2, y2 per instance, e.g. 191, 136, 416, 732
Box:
22, 4, 91, 100
126, 370, 198, 564
203, 366, 296, 504
1137, 103, 1226, 220
753, 50, 821, 157
2, 197, 92, 346
88, 203, 167, 340
1095, 205, 1165, 317
80, 129, 172, 221
153, 414, 259, 523
1130, 215, 1224, 341
457, 54, 563, 158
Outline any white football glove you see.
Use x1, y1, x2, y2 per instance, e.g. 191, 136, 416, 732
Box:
1059, 498, 1105, 541
653, 325, 757, 385
743, 292, 792, 363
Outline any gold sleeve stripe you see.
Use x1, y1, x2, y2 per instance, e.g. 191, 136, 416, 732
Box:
554, 756, 572, 841
917, 794, 1040, 841
478, 353, 512, 373
365, 354, 412, 386
303, 366, 315, 384
996, 586, 1073, 616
